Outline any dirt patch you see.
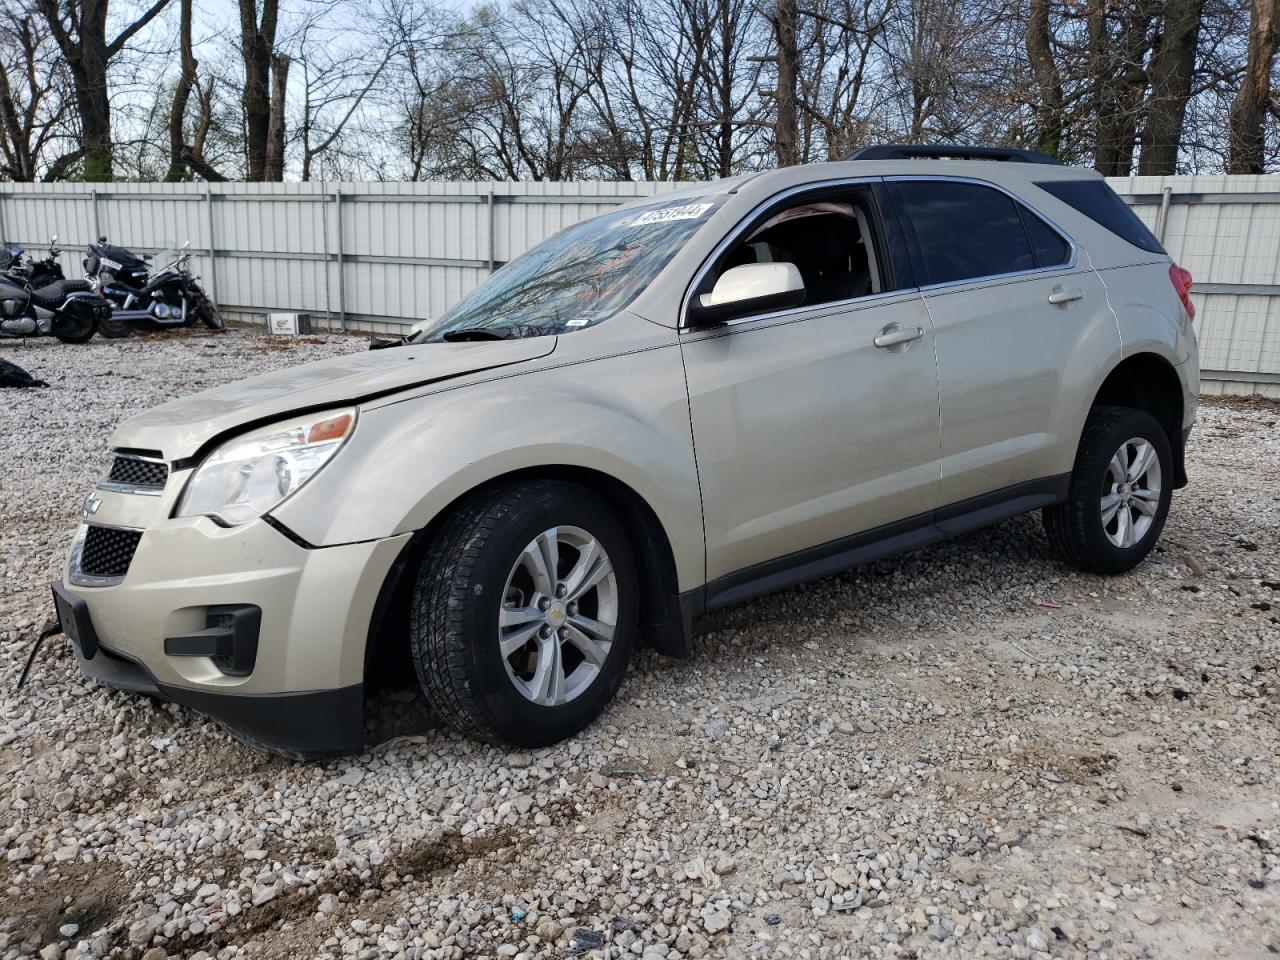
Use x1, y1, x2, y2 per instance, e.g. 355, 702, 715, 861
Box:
0, 860, 123, 947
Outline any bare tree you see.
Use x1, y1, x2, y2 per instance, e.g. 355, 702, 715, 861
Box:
1227, 0, 1279, 172
1137, 0, 1206, 173
0, 9, 79, 180
34, 0, 173, 180
238, 0, 285, 180
1026, 0, 1063, 155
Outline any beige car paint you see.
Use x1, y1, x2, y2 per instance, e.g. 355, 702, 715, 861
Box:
682, 288, 941, 581
60, 157, 1199, 713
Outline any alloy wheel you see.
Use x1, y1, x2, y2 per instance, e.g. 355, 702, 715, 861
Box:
1100, 436, 1162, 548
498, 525, 618, 706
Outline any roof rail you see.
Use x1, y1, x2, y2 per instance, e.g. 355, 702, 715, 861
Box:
843, 144, 1063, 166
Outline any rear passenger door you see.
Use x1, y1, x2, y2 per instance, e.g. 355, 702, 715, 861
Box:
886, 177, 1121, 508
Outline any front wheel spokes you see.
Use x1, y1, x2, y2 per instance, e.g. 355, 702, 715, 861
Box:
526, 636, 566, 705
565, 549, 612, 603
1130, 487, 1160, 517
564, 618, 612, 666
518, 530, 558, 595
1100, 492, 1123, 525
500, 616, 542, 658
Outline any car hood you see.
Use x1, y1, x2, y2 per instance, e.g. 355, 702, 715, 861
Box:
113, 336, 558, 460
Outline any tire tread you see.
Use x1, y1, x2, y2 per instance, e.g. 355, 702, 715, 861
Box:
1042, 404, 1168, 574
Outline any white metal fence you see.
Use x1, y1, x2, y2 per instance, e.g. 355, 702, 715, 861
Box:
1, 175, 1277, 395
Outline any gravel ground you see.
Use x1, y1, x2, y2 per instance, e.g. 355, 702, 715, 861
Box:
1, 329, 1277, 960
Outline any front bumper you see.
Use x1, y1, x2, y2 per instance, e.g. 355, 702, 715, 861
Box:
56, 515, 410, 755
54, 581, 362, 755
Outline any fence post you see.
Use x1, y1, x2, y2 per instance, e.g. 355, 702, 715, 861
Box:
487, 187, 496, 271
0, 189, 8, 249
1155, 185, 1173, 243
319, 187, 332, 325
333, 186, 346, 330
204, 187, 219, 307
90, 188, 101, 241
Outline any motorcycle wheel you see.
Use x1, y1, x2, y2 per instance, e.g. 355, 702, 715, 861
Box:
97, 313, 132, 339
53, 315, 96, 345
197, 296, 224, 330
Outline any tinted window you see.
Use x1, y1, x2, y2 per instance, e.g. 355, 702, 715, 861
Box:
895, 182, 1035, 285
1036, 180, 1164, 254
1022, 209, 1071, 267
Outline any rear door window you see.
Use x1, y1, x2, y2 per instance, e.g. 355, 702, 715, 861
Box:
892, 181, 1036, 285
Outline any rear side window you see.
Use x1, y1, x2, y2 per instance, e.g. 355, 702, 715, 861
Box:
893, 181, 1035, 285
1036, 180, 1164, 254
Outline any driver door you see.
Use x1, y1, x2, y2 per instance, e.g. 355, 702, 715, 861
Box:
680, 183, 942, 594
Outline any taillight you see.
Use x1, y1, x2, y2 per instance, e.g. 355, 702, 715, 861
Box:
1169, 264, 1194, 319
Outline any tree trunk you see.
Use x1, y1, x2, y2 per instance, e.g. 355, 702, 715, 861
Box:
239, 0, 279, 181
36, 0, 172, 181
165, 0, 197, 181
773, 0, 798, 166
1137, 0, 1204, 174
1093, 0, 1155, 176
0, 53, 36, 181
1227, 0, 1280, 173
265, 52, 290, 180
1025, 0, 1063, 156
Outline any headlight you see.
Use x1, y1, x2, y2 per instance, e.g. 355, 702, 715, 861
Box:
176, 408, 356, 525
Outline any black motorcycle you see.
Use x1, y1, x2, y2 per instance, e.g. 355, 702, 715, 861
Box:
3, 236, 68, 289
1, 237, 113, 344
84, 238, 223, 332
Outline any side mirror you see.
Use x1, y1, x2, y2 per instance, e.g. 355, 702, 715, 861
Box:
688, 262, 805, 325
50, 234, 57, 246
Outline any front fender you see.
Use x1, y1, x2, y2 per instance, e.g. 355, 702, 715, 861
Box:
270, 339, 705, 591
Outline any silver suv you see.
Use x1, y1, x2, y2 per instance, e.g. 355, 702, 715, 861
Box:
52, 145, 1199, 756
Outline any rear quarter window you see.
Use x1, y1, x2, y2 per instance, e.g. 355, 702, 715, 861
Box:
1036, 180, 1165, 255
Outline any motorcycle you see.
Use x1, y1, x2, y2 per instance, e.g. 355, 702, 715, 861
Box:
3, 235, 68, 289
1, 237, 113, 344
84, 238, 223, 332
5, 236, 131, 339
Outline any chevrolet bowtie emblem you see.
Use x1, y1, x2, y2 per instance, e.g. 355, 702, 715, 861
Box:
82, 493, 102, 519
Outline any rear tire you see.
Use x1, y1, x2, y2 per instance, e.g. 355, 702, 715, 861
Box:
1042, 405, 1173, 574
53, 316, 95, 344
410, 480, 637, 747
96, 313, 131, 338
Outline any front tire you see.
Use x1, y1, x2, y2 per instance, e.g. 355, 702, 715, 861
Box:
1043, 405, 1173, 574
411, 480, 638, 746
196, 295, 224, 330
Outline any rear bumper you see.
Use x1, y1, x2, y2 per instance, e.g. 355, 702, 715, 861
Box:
53, 580, 364, 756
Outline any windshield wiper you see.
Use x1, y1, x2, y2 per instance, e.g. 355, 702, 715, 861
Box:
439, 327, 511, 342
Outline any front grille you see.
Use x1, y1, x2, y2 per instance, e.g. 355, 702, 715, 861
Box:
107, 455, 168, 489
80, 525, 142, 579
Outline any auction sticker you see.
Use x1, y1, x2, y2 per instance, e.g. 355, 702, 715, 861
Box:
628, 202, 716, 227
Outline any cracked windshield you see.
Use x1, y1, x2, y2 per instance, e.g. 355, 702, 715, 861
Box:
411, 196, 726, 342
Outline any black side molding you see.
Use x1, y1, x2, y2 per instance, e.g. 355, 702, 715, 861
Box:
702, 474, 1071, 613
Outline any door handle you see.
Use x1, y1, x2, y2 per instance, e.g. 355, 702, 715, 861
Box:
873, 324, 924, 349
1047, 286, 1084, 305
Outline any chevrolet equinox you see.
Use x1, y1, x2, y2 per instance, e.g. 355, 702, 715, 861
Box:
51, 145, 1200, 756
